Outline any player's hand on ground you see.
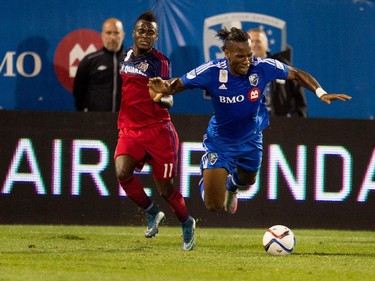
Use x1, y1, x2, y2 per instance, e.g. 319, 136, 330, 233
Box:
320, 94, 352, 104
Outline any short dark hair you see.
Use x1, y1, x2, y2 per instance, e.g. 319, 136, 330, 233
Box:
136, 10, 157, 23
216, 27, 250, 51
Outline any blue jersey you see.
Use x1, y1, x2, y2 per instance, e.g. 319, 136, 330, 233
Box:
181, 57, 289, 143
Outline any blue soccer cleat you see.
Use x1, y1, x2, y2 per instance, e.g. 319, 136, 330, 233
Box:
181, 216, 196, 251
145, 211, 165, 238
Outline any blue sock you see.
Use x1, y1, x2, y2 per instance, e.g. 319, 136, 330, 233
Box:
145, 203, 158, 215
198, 178, 205, 201
226, 169, 245, 192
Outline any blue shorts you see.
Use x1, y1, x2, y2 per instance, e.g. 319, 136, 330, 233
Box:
200, 132, 263, 174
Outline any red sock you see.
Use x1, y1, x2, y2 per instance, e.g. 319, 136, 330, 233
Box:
119, 176, 152, 210
166, 189, 189, 222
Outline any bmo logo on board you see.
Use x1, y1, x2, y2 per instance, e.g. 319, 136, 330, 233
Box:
54, 29, 102, 93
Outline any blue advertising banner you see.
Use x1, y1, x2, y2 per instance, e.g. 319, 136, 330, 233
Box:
1, 0, 374, 119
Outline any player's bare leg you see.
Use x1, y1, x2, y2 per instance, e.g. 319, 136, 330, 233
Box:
202, 168, 228, 212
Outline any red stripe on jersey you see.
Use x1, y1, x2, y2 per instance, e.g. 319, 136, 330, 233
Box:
152, 49, 169, 78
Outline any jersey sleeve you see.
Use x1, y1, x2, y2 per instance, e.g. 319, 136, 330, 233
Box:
181, 61, 213, 90
155, 58, 171, 80
152, 50, 171, 80
261, 58, 289, 81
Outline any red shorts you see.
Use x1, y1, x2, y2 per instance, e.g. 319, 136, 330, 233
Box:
114, 121, 179, 180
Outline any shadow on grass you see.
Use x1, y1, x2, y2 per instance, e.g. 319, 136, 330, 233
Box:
294, 252, 375, 257
48, 235, 86, 240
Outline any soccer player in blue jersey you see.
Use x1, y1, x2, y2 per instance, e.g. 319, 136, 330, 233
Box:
148, 27, 351, 215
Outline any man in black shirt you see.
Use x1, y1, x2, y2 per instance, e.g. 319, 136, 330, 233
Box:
73, 18, 125, 112
248, 28, 307, 117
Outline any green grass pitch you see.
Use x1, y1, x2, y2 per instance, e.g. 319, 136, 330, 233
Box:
0, 225, 374, 281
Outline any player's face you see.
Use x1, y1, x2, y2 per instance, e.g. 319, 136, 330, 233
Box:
225, 41, 253, 76
133, 20, 158, 54
248, 31, 268, 59
101, 20, 124, 52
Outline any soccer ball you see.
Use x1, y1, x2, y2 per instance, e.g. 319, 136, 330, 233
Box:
262, 225, 296, 255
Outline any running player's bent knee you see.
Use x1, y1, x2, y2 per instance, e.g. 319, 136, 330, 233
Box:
246, 177, 256, 186
116, 168, 133, 182
240, 173, 256, 186
118, 174, 134, 186
204, 200, 222, 212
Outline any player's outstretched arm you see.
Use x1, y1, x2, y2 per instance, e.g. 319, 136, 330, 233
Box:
287, 66, 352, 104
319, 93, 352, 105
148, 77, 170, 95
148, 77, 187, 98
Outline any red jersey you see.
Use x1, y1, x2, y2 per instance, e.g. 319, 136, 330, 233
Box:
118, 47, 171, 129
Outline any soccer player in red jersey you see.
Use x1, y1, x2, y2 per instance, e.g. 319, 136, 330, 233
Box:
114, 11, 195, 251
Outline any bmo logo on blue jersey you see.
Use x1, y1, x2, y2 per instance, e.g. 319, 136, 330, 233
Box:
219, 88, 260, 103
219, 95, 245, 104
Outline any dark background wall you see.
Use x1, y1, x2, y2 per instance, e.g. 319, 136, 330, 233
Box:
1, 111, 374, 230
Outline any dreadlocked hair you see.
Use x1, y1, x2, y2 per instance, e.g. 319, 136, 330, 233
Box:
216, 27, 250, 51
